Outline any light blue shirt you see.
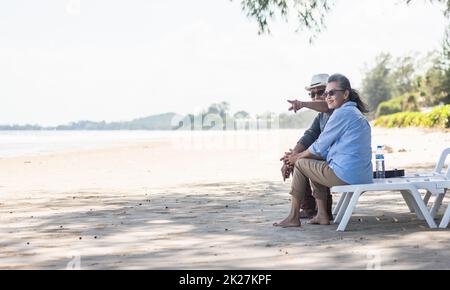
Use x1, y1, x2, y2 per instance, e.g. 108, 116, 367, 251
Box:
309, 101, 373, 185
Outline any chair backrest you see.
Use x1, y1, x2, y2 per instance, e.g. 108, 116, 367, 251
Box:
434, 147, 450, 179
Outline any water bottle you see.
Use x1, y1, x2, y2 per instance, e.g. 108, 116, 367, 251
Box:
375, 145, 385, 179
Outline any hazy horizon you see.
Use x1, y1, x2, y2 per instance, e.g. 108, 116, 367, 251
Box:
1, 0, 448, 126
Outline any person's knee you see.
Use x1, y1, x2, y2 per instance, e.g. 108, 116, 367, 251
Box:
295, 158, 309, 171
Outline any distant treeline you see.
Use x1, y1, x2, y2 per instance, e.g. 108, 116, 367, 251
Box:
0, 104, 316, 131
363, 27, 449, 119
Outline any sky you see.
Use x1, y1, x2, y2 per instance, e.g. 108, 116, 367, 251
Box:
0, 0, 448, 125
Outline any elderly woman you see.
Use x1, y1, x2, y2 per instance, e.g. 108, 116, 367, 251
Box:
274, 74, 373, 227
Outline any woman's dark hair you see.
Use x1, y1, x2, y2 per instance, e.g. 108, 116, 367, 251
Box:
328, 73, 369, 113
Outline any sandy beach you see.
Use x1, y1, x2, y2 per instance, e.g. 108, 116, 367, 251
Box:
0, 127, 449, 269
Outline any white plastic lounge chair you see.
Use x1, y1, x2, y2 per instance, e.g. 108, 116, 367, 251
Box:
331, 147, 450, 231
434, 148, 450, 228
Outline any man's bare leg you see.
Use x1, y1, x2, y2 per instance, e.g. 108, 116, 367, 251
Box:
308, 198, 330, 225
273, 196, 301, 228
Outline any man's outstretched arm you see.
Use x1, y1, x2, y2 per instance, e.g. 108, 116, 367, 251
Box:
288, 100, 329, 113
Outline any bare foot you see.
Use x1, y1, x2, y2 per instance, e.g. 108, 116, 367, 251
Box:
307, 215, 330, 225
273, 216, 301, 228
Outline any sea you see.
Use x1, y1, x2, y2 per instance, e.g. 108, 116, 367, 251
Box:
0, 129, 303, 158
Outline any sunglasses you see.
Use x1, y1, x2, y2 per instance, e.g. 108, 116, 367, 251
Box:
309, 89, 325, 98
323, 89, 346, 98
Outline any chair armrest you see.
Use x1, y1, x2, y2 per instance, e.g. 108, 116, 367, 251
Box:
434, 148, 450, 178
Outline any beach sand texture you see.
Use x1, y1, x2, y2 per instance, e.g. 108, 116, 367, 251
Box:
0, 127, 449, 269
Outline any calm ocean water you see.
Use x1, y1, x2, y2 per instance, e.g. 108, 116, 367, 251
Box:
0, 130, 302, 157
0, 130, 187, 157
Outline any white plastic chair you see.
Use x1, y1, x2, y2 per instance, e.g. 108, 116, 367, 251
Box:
331, 147, 450, 231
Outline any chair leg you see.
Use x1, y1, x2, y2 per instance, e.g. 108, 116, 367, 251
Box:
400, 190, 416, 213
408, 188, 437, 228
337, 189, 362, 232
334, 192, 352, 224
402, 190, 424, 219
423, 191, 432, 207
439, 204, 450, 228
430, 194, 445, 218
332, 192, 346, 216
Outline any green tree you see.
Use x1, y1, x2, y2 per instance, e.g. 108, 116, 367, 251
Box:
415, 39, 450, 105
207, 102, 230, 119
238, 0, 331, 39
236, 0, 450, 36
420, 61, 448, 105
442, 25, 450, 102
361, 53, 393, 111
205, 101, 231, 130
390, 55, 417, 96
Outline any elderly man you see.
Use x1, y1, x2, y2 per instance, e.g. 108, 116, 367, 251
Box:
280, 73, 334, 220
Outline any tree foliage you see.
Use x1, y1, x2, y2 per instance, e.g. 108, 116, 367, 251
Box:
238, 0, 332, 39
362, 43, 450, 112
442, 24, 450, 100
361, 53, 393, 111
390, 56, 417, 97
237, 0, 450, 36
